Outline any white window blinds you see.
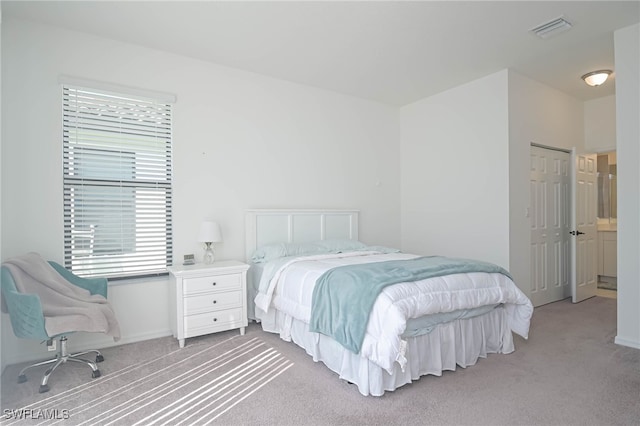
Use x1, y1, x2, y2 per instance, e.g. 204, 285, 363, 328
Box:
63, 85, 173, 279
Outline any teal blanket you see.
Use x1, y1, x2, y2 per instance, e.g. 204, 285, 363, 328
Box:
308, 256, 512, 354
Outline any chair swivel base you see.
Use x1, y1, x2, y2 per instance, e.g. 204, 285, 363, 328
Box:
17, 336, 104, 393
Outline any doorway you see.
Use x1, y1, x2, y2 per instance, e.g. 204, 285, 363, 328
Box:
596, 151, 618, 299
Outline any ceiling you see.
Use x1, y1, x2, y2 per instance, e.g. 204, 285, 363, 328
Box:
2, 1, 639, 106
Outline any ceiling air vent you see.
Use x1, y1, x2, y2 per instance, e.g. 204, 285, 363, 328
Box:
531, 17, 572, 39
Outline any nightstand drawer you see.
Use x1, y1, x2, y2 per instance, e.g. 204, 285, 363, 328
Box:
184, 307, 243, 332
183, 273, 241, 295
184, 290, 243, 315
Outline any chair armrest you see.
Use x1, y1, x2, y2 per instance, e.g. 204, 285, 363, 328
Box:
48, 262, 108, 298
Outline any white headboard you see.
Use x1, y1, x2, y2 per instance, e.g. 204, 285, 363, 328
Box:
245, 209, 359, 261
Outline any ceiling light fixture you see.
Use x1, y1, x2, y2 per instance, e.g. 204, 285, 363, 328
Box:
581, 70, 612, 87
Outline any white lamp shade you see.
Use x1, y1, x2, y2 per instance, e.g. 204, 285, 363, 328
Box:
198, 221, 223, 243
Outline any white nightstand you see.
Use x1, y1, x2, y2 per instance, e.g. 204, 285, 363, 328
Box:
167, 260, 250, 348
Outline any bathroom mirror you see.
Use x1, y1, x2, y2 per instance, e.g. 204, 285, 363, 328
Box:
597, 152, 617, 221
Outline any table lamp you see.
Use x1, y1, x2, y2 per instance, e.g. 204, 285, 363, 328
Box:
198, 221, 223, 264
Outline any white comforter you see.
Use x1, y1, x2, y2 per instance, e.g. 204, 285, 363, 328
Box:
254, 252, 533, 373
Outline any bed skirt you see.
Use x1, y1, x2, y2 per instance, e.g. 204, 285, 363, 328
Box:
258, 306, 515, 396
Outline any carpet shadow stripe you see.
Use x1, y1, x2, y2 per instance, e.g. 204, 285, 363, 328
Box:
14, 339, 261, 426
50, 340, 265, 426
0, 338, 291, 426
185, 360, 295, 426
75, 342, 270, 426
9, 335, 260, 422
128, 349, 283, 426
16, 335, 253, 415
159, 356, 292, 426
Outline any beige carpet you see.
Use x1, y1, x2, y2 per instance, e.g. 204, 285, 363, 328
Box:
1, 296, 639, 425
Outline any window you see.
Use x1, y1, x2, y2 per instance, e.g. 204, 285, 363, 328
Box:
63, 85, 173, 279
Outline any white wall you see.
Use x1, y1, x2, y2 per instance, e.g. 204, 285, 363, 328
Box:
1, 18, 401, 367
584, 95, 616, 152
614, 23, 640, 349
400, 71, 511, 269
507, 70, 585, 300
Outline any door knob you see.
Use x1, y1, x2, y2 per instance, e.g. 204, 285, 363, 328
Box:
569, 230, 585, 235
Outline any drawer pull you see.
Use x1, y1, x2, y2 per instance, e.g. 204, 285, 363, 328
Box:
213, 318, 218, 322
212, 300, 217, 304
212, 282, 217, 286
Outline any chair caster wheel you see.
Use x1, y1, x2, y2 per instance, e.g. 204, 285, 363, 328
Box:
17, 374, 27, 383
92, 369, 101, 378
39, 384, 50, 393
96, 354, 104, 363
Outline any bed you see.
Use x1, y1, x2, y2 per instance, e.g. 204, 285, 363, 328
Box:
246, 209, 533, 396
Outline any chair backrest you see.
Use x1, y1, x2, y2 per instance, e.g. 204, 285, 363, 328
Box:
0, 265, 50, 340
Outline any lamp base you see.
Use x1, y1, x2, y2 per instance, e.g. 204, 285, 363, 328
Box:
203, 243, 215, 264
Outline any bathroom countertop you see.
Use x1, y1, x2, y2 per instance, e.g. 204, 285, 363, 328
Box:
597, 223, 617, 232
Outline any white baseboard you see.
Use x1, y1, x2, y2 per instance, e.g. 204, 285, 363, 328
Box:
614, 336, 640, 350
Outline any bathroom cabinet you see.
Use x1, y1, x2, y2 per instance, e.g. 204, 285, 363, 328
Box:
598, 231, 617, 278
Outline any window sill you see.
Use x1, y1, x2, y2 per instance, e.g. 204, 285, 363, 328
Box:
107, 274, 169, 287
